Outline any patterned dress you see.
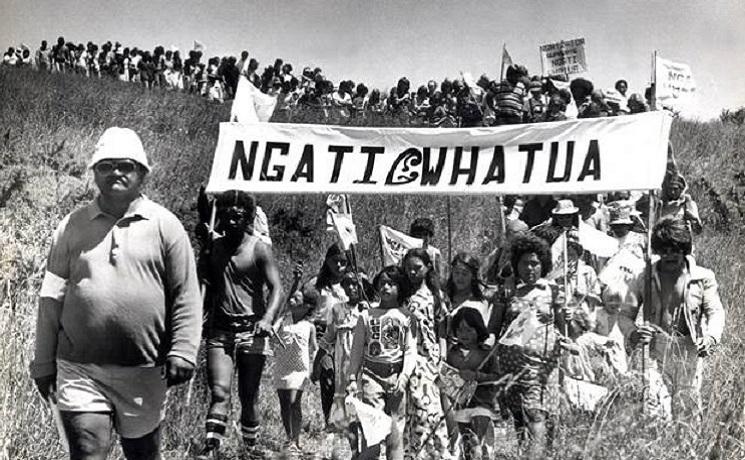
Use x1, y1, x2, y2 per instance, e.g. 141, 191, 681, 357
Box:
323, 301, 365, 429
273, 320, 316, 390
405, 285, 452, 459
497, 279, 562, 418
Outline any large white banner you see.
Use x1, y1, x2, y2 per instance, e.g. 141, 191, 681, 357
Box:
205, 112, 672, 195
655, 55, 696, 112
539, 38, 588, 76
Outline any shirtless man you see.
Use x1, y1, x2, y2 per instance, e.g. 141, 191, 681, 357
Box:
198, 190, 283, 458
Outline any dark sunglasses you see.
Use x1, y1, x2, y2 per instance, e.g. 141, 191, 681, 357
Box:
94, 160, 139, 174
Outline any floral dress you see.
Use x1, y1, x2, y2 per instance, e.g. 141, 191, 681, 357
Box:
497, 279, 562, 418
405, 285, 452, 459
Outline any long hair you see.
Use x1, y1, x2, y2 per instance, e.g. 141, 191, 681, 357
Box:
446, 251, 484, 301
451, 307, 488, 344
402, 247, 443, 314
373, 265, 407, 304
315, 243, 346, 291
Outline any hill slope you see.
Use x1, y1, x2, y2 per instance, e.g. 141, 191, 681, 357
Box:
1, 67, 744, 459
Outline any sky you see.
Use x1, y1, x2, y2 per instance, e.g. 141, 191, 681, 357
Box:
2, 0, 744, 119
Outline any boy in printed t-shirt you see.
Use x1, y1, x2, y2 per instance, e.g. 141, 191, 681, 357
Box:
347, 266, 417, 460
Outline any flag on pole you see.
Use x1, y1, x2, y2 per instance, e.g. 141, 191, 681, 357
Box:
326, 194, 357, 250
230, 76, 278, 123
550, 222, 619, 271
654, 55, 696, 112
379, 225, 422, 266
499, 307, 541, 347
500, 44, 513, 80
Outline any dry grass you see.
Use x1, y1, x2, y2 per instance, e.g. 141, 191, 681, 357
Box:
1, 66, 744, 459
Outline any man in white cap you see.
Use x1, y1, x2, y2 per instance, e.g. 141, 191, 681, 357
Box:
31, 127, 202, 460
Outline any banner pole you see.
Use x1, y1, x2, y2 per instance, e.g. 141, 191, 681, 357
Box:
446, 196, 453, 267
641, 190, 656, 412
651, 51, 657, 111
538, 44, 545, 77
563, 229, 570, 338
496, 196, 506, 246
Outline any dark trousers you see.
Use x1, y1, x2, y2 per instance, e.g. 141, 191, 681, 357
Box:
319, 359, 335, 424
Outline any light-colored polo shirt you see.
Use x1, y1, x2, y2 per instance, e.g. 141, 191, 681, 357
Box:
31, 195, 201, 378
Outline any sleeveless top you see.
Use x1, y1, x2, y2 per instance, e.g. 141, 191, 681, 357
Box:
207, 235, 267, 329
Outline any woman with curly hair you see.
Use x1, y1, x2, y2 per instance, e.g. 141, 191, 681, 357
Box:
495, 233, 572, 457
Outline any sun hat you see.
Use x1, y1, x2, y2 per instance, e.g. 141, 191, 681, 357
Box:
88, 127, 151, 172
529, 80, 543, 92
551, 199, 579, 215
609, 206, 633, 225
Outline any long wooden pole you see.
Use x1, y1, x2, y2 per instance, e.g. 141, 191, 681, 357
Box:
446, 196, 453, 266
651, 51, 657, 111
641, 190, 656, 411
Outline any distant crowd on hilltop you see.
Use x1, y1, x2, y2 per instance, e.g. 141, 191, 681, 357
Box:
3, 36, 657, 127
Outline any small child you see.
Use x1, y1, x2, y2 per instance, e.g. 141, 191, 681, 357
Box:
273, 283, 319, 454
347, 266, 417, 460
323, 272, 372, 430
445, 307, 500, 460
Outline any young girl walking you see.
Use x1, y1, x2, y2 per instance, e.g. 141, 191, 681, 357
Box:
348, 266, 417, 460
273, 283, 319, 455
322, 272, 372, 445
445, 307, 500, 460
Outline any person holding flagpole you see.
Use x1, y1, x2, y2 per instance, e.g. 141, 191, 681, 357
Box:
493, 233, 574, 457
197, 190, 284, 459
619, 216, 724, 420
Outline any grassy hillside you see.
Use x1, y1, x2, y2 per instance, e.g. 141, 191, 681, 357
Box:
1, 66, 744, 459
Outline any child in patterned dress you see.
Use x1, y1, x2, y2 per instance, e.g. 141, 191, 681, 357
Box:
273, 283, 319, 454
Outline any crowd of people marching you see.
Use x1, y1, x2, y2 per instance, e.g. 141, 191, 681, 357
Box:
22, 36, 722, 460
4, 37, 654, 126
182, 176, 721, 460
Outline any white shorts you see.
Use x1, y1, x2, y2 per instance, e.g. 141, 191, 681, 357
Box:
56, 360, 168, 439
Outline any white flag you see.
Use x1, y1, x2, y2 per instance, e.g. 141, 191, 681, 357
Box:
345, 396, 391, 446
655, 55, 696, 112
326, 194, 357, 250
550, 223, 619, 274
499, 307, 541, 347
379, 225, 422, 266
562, 376, 609, 412
230, 76, 278, 123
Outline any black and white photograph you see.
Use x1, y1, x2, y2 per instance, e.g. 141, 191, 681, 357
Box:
1, 1, 743, 459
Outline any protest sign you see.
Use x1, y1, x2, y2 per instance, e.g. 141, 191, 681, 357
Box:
655, 55, 696, 111
539, 38, 587, 76
206, 112, 672, 195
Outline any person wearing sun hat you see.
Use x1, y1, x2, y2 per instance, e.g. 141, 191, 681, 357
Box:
523, 79, 546, 123
607, 205, 646, 254
31, 127, 202, 460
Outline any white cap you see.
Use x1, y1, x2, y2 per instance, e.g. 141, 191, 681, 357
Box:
88, 127, 151, 172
